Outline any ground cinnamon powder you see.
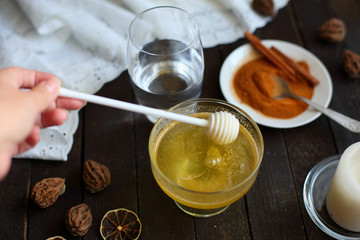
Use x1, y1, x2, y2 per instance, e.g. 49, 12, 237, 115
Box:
233, 57, 314, 119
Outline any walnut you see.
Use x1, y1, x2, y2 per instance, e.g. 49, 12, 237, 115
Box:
31, 178, 65, 208
343, 49, 360, 78
252, 0, 274, 17
83, 159, 111, 193
317, 18, 346, 43
65, 203, 92, 236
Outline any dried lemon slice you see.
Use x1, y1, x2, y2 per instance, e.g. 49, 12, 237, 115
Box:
100, 208, 141, 240
46, 237, 65, 240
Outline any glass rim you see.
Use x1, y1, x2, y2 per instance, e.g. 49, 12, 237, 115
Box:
128, 6, 201, 57
303, 155, 360, 239
148, 98, 264, 195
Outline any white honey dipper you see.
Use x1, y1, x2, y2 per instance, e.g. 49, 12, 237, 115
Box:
59, 88, 240, 145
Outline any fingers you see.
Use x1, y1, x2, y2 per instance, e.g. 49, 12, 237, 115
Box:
40, 108, 69, 128
16, 126, 41, 154
1, 67, 85, 112
0, 152, 12, 180
56, 97, 85, 110
26, 77, 61, 113
0, 67, 58, 89
25, 126, 41, 147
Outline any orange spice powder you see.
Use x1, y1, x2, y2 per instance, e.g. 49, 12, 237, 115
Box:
232, 57, 314, 119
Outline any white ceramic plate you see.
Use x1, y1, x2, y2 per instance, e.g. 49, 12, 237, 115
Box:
220, 40, 333, 129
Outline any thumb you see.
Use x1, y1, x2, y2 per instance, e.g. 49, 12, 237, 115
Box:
27, 77, 61, 112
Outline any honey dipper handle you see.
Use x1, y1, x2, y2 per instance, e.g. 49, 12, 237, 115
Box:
59, 87, 208, 127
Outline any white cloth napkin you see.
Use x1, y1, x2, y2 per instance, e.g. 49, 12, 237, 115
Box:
0, 0, 288, 160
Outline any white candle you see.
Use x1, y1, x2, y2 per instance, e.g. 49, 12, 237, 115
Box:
326, 142, 360, 232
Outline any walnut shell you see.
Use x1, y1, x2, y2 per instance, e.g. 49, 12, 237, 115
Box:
31, 178, 65, 208
83, 159, 111, 193
252, 0, 274, 17
65, 203, 92, 236
343, 49, 360, 79
317, 18, 346, 43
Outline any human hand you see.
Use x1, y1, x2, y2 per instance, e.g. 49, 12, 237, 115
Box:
0, 67, 84, 179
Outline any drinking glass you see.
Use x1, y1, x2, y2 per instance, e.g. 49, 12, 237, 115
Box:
127, 6, 204, 123
149, 99, 264, 217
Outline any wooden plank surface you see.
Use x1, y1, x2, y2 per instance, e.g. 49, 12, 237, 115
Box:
82, 71, 139, 239
0, 158, 30, 239
0, 0, 360, 239
290, 1, 360, 239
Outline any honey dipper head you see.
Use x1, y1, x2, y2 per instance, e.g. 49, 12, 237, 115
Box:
206, 111, 240, 145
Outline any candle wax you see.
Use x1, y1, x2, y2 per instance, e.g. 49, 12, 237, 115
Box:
326, 142, 360, 232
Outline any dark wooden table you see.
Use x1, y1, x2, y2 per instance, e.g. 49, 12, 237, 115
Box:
1, 0, 360, 239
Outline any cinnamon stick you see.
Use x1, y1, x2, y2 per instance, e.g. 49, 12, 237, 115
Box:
270, 46, 320, 86
244, 32, 296, 81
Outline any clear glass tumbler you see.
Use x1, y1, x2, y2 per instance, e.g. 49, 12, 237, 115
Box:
149, 99, 264, 217
127, 6, 204, 123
